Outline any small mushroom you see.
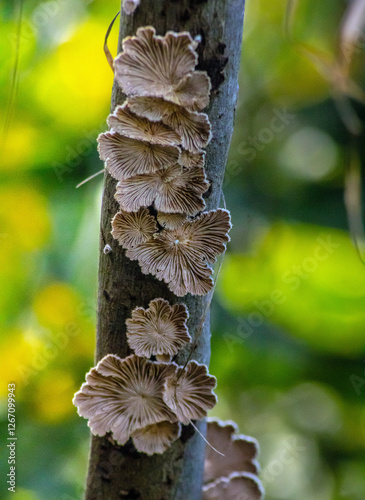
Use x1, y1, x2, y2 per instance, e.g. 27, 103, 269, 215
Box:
111, 208, 157, 250
108, 104, 181, 146
114, 163, 209, 214
202, 472, 264, 500
114, 27, 210, 110
97, 131, 180, 181
73, 354, 176, 444
178, 149, 205, 169
131, 421, 181, 455
126, 209, 232, 296
173, 70, 211, 111
123, 0, 140, 15
157, 211, 188, 230
163, 361, 217, 424
127, 96, 212, 152
204, 418, 260, 483
126, 298, 191, 358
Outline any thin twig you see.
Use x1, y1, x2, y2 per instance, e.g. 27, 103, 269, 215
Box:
189, 420, 225, 456
104, 11, 120, 72
76, 169, 104, 188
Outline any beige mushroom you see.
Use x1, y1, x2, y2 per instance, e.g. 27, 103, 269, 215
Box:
73, 354, 176, 444
114, 163, 209, 214
126, 209, 231, 296
203, 472, 264, 500
114, 27, 210, 110
178, 149, 205, 169
127, 96, 212, 152
97, 131, 180, 181
204, 418, 260, 483
171, 71, 211, 111
108, 104, 181, 146
123, 0, 140, 15
131, 421, 181, 455
126, 298, 191, 358
157, 212, 188, 230
163, 361, 217, 424
111, 208, 157, 250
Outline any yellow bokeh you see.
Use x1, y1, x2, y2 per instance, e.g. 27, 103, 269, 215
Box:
32, 281, 96, 359
0, 185, 50, 251
33, 282, 81, 330
34, 370, 77, 423
32, 20, 114, 128
0, 329, 44, 396
0, 122, 38, 171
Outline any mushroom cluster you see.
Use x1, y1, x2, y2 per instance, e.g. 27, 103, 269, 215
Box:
203, 418, 264, 500
97, 26, 231, 296
73, 299, 217, 455
74, 26, 263, 497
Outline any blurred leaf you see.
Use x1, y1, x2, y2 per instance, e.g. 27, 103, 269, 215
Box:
219, 222, 365, 355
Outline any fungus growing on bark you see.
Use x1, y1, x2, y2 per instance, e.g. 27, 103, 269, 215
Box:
157, 211, 188, 229
202, 472, 264, 500
111, 208, 157, 249
204, 418, 260, 483
108, 104, 180, 146
123, 0, 140, 15
114, 27, 210, 110
73, 354, 176, 445
97, 131, 180, 181
163, 361, 217, 424
131, 421, 181, 455
114, 163, 209, 214
126, 209, 232, 296
127, 96, 212, 152
178, 149, 205, 169
126, 298, 191, 358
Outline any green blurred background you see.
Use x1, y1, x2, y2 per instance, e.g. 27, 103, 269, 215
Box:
1, 1, 365, 499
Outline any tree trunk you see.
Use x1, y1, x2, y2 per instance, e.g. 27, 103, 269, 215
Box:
85, 1, 245, 498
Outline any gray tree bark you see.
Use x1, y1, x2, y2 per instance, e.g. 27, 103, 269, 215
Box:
85, 1, 245, 499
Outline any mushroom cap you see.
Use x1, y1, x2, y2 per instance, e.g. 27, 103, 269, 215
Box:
114, 27, 210, 110
157, 211, 188, 230
131, 421, 181, 455
98, 131, 180, 181
114, 163, 209, 215
108, 104, 181, 146
111, 208, 157, 249
126, 209, 232, 296
123, 0, 140, 15
203, 472, 264, 500
127, 96, 212, 152
178, 149, 205, 169
171, 71, 211, 111
73, 354, 176, 444
126, 298, 191, 358
204, 418, 260, 483
163, 361, 217, 424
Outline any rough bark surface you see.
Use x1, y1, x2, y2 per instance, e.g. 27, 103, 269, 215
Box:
85, 1, 245, 499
